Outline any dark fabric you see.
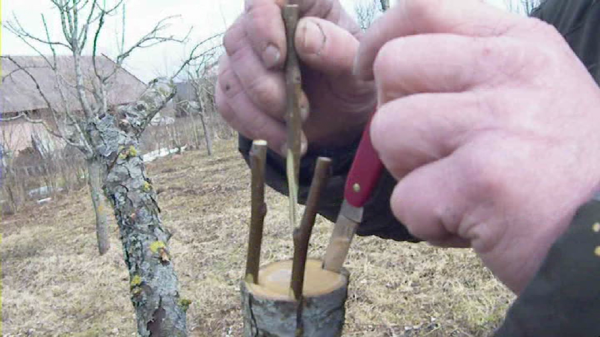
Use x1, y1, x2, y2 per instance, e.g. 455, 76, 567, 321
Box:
532, 0, 600, 84
494, 200, 600, 337
238, 135, 419, 242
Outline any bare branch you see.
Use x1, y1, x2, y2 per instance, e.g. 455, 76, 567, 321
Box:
4, 14, 71, 49
115, 16, 187, 66
42, 14, 59, 69
120, 2, 126, 54
171, 33, 224, 80
3, 112, 62, 139
2, 65, 48, 83
78, 0, 98, 51
92, 5, 107, 80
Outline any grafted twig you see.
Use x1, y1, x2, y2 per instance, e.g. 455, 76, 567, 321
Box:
291, 157, 332, 300
245, 140, 268, 284
283, 4, 303, 232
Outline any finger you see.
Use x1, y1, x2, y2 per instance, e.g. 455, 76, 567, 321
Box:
391, 149, 550, 292
216, 56, 288, 154
243, 0, 286, 69
355, 0, 520, 80
390, 156, 468, 243
371, 92, 490, 179
223, 16, 287, 120
295, 17, 359, 77
373, 34, 521, 102
243, 0, 360, 69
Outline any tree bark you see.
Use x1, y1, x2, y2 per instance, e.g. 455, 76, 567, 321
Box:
87, 158, 110, 255
88, 79, 187, 336
197, 96, 213, 156
198, 112, 213, 156
241, 260, 349, 337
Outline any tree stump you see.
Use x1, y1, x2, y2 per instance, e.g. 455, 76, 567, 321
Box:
241, 259, 349, 337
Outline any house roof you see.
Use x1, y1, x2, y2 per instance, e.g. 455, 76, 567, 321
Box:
1, 55, 147, 114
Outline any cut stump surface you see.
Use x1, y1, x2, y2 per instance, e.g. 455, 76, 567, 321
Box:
241, 259, 349, 337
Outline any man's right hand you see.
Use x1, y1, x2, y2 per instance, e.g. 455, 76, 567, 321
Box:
216, 0, 376, 156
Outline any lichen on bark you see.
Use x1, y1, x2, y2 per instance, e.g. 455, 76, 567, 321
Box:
87, 78, 187, 336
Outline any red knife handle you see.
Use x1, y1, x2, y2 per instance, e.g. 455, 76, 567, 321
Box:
344, 116, 384, 208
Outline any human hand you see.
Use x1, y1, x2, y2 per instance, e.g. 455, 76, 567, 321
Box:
216, 0, 376, 155
356, 0, 600, 293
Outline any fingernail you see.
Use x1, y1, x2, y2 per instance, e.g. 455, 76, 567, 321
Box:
301, 20, 325, 56
262, 44, 281, 69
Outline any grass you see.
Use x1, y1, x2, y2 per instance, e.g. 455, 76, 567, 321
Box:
1, 139, 514, 336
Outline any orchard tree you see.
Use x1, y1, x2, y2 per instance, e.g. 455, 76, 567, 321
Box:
4, 1, 215, 335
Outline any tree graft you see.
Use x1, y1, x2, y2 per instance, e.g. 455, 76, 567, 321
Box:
241, 260, 349, 337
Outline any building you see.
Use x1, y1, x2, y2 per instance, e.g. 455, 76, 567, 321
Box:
0, 55, 147, 156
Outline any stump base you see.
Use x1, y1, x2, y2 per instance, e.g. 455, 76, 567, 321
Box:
241, 259, 349, 337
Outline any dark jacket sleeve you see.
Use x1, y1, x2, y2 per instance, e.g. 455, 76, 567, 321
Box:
238, 135, 419, 242
494, 199, 600, 337
531, 0, 600, 83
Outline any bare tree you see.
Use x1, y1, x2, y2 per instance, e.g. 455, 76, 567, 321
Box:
183, 37, 222, 156
504, 0, 543, 15
3, 1, 202, 335
354, 0, 390, 30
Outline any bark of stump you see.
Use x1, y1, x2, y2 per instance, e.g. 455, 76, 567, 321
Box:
241, 259, 349, 337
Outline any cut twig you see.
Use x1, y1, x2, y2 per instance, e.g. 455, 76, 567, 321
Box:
291, 157, 332, 300
245, 140, 268, 284
283, 4, 303, 232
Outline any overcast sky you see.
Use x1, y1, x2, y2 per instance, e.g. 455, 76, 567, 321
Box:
2, 0, 512, 83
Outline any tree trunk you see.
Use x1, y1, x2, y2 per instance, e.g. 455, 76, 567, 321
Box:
196, 87, 213, 156
87, 158, 110, 255
380, 0, 390, 11
188, 108, 202, 149
88, 79, 187, 336
198, 112, 213, 156
241, 259, 349, 336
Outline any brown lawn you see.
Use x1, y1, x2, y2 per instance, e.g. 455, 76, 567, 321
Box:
1, 139, 513, 336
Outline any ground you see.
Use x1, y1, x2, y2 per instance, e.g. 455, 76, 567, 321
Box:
1, 139, 513, 336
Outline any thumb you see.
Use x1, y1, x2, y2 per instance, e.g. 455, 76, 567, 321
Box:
295, 17, 359, 77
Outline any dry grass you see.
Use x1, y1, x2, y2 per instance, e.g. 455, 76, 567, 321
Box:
1, 139, 514, 337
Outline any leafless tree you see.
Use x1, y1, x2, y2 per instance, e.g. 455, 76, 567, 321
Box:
354, 0, 390, 30
183, 36, 222, 156
504, 0, 543, 15
3, 0, 206, 335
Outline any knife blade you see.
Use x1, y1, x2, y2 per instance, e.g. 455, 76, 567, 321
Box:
322, 116, 384, 272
